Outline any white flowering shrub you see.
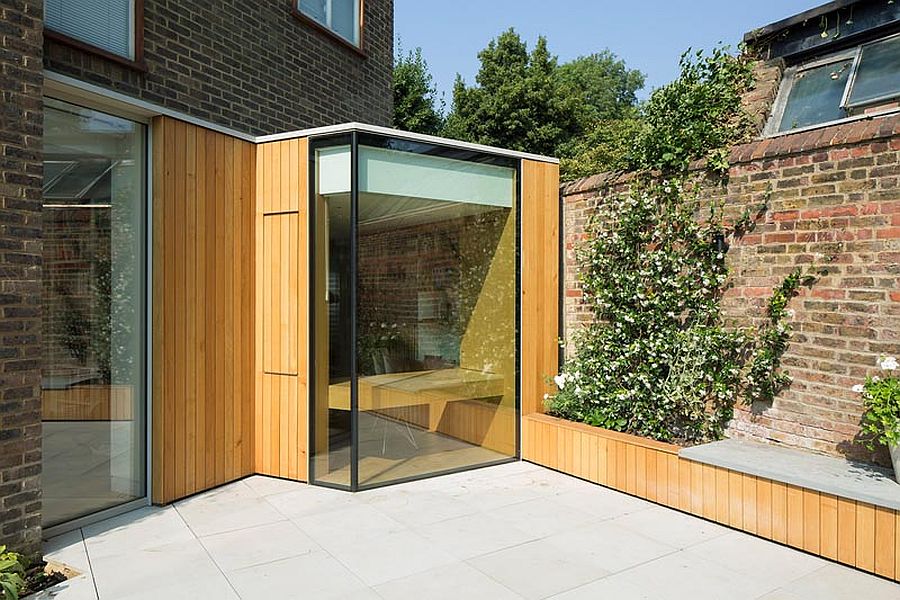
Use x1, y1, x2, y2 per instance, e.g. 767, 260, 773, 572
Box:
547, 47, 813, 444
854, 356, 900, 449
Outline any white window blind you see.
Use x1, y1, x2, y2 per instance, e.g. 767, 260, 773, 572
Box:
298, 0, 360, 46
45, 0, 134, 59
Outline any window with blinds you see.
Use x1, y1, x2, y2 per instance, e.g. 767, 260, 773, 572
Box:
45, 0, 135, 59
298, 0, 360, 47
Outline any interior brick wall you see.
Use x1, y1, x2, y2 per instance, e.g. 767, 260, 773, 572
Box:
562, 62, 900, 464
43, 0, 394, 135
0, 0, 44, 555
43, 208, 111, 382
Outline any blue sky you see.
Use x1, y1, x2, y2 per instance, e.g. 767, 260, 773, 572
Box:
394, 0, 822, 104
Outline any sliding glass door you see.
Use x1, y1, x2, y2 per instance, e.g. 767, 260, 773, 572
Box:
311, 132, 519, 490
42, 98, 147, 527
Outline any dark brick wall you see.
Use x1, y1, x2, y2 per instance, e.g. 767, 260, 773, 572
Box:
44, 0, 394, 136
0, 0, 44, 555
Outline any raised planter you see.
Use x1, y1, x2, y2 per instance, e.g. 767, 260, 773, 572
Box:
522, 413, 900, 582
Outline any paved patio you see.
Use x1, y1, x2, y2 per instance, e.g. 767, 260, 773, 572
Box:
44, 462, 899, 600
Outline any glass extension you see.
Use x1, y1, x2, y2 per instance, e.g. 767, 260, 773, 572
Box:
310, 133, 519, 490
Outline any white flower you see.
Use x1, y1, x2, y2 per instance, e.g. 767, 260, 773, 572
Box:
543, 393, 550, 401
553, 374, 567, 390
879, 356, 898, 371
872, 376, 881, 383
852, 384, 865, 393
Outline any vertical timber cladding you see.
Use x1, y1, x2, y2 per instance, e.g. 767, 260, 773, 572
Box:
521, 159, 561, 418
254, 138, 309, 481
151, 117, 256, 504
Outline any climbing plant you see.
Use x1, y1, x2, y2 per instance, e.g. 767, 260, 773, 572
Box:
547, 47, 815, 444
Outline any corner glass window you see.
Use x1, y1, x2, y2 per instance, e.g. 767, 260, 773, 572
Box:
774, 32, 900, 133
298, 0, 361, 47
310, 134, 519, 490
45, 0, 135, 59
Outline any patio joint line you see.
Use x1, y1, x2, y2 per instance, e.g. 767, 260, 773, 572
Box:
171, 504, 246, 600
79, 527, 101, 600
255, 488, 381, 593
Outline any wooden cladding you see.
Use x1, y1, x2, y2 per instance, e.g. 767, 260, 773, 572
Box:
149, 118, 561, 501
262, 214, 300, 374
151, 117, 256, 504
255, 138, 309, 481
523, 414, 900, 582
521, 160, 560, 416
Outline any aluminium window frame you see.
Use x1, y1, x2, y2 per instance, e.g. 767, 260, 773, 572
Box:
767, 31, 900, 135
44, 0, 146, 71
39, 95, 153, 537
841, 30, 900, 111
292, 0, 365, 56
306, 129, 523, 493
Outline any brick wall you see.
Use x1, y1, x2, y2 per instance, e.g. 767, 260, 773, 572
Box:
0, 0, 43, 554
562, 67, 900, 464
356, 209, 509, 372
44, 0, 394, 135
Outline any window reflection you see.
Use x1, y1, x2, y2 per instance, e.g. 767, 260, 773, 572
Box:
41, 98, 146, 527
310, 137, 518, 490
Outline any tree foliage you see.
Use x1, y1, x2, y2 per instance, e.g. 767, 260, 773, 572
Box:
393, 46, 444, 135
630, 47, 755, 174
556, 51, 645, 124
441, 29, 644, 168
443, 29, 581, 157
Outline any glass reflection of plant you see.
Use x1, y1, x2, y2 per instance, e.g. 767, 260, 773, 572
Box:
48, 171, 138, 385
357, 320, 413, 375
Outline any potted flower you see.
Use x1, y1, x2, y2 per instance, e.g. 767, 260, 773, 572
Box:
854, 356, 900, 483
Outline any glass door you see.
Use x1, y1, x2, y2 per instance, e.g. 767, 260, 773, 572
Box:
41, 98, 147, 527
310, 132, 519, 491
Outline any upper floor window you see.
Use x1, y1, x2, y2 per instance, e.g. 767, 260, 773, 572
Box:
297, 0, 361, 48
45, 0, 138, 61
771, 32, 900, 133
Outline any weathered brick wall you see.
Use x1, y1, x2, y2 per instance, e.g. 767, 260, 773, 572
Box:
0, 0, 44, 554
44, 0, 393, 135
562, 68, 900, 463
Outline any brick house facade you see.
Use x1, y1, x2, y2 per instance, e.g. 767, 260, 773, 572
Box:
44, 0, 393, 135
0, 0, 44, 555
0, 0, 393, 553
562, 27, 900, 464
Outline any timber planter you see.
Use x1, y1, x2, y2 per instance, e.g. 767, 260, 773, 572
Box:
521, 412, 900, 582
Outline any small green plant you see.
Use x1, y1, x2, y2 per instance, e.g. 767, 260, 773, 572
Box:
855, 356, 900, 450
744, 269, 816, 404
0, 546, 26, 600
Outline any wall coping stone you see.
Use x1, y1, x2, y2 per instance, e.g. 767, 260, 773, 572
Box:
681, 438, 900, 511
561, 110, 900, 196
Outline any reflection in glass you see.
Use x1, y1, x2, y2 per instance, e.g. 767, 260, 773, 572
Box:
779, 61, 850, 131
312, 143, 353, 488
298, 0, 359, 45
41, 98, 146, 527
848, 35, 900, 108
310, 136, 518, 490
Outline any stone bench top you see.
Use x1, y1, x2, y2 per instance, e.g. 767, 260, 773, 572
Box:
680, 438, 900, 512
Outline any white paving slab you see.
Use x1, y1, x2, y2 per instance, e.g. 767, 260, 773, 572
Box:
41, 462, 899, 600
201, 519, 320, 571
42, 530, 98, 600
